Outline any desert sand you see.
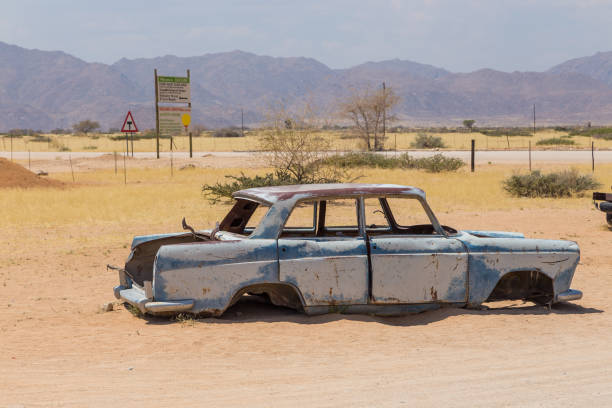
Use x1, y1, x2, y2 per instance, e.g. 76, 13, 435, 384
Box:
1, 158, 611, 407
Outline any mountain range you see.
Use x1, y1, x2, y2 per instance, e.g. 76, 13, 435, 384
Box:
2, 41, 612, 131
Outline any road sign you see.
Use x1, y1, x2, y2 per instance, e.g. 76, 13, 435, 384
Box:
159, 106, 191, 136
181, 113, 191, 127
157, 76, 191, 103
121, 111, 138, 132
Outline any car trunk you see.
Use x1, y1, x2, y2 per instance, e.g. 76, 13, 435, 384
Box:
125, 233, 210, 286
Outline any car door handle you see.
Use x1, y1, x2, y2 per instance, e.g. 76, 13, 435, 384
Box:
281, 247, 286, 252
372, 244, 377, 249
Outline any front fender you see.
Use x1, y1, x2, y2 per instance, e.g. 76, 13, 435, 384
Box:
458, 234, 580, 305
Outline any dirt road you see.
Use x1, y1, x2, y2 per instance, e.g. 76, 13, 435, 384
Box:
1, 207, 611, 407
2, 149, 612, 166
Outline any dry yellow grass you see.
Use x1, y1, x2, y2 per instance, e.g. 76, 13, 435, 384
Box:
2, 129, 611, 153
2, 163, 609, 233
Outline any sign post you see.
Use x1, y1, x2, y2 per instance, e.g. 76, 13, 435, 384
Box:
154, 70, 191, 159
121, 111, 139, 182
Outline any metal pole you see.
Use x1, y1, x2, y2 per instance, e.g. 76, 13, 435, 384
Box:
241, 108, 244, 137
382, 82, 386, 151
125, 132, 129, 160
189, 131, 193, 158
529, 140, 532, 172
187, 69, 191, 155
592, 141, 595, 173
533, 104, 536, 137
123, 149, 126, 185
69, 154, 75, 182
155, 68, 160, 159
471, 139, 475, 172
170, 136, 174, 177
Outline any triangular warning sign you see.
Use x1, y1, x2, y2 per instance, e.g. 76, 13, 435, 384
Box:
121, 111, 138, 132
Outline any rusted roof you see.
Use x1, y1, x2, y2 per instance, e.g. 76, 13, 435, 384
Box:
233, 183, 424, 204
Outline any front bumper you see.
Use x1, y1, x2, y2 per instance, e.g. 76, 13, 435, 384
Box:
555, 289, 583, 302
113, 284, 194, 314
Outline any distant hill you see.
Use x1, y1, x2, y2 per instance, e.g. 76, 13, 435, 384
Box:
2, 41, 612, 130
548, 51, 612, 86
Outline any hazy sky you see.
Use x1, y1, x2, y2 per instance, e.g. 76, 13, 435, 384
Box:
2, 0, 611, 72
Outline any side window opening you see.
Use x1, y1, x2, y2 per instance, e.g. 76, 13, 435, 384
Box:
279, 198, 361, 238
364, 198, 391, 233
319, 198, 360, 237
367, 197, 438, 235
279, 201, 317, 238
219, 199, 270, 235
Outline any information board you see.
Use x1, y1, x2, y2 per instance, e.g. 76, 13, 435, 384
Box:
159, 106, 191, 136
157, 76, 191, 103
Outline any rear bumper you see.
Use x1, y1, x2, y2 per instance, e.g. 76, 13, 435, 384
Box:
113, 285, 194, 314
555, 289, 582, 302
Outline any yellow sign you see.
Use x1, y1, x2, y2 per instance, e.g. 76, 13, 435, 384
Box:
181, 113, 191, 127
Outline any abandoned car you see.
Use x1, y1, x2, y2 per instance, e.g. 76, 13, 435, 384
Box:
112, 183, 582, 316
593, 191, 612, 228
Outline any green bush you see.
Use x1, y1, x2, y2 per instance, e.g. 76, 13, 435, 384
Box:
536, 137, 575, 146
202, 171, 343, 203
322, 152, 403, 169
480, 128, 533, 137
212, 128, 242, 138
569, 127, 612, 137
403, 154, 465, 172
410, 133, 445, 148
321, 152, 464, 172
503, 169, 601, 198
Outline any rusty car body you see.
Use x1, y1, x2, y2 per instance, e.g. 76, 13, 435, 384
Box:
113, 183, 582, 316
593, 191, 612, 228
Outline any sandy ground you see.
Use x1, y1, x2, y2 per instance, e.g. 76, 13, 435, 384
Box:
1, 204, 611, 407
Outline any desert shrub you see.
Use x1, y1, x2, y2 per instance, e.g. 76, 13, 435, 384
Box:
536, 137, 575, 146
322, 152, 403, 169
213, 128, 242, 138
503, 169, 601, 198
594, 133, 612, 140
569, 126, 612, 137
403, 154, 465, 172
29, 134, 51, 143
83, 145, 97, 150
202, 170, 344, 203
203, 108, 346, 203
411, 133, 445, 148
322, 152, 464, 172
480, 128, 532, 137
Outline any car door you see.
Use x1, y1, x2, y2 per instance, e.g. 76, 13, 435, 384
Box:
277, 199, 369, 306
365, 197, 468, 304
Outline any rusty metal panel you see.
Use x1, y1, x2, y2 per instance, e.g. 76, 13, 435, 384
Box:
278, 238, 369, 306
153, 239, 279, 314
369, 236, 468, 303
459, 233, 581, 305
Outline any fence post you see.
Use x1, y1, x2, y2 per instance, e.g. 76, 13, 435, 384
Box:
529, 140, 532, 172
189, 132, 193, 158
471, 139, 475, 172
592, 141, 595, 173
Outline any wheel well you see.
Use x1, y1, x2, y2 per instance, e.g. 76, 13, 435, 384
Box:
486, 270, 553, 304
226, 283, 305, 312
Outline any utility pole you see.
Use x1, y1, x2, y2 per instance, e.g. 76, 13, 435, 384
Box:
533, 104, 536, 137
382, 82, 386, 151
154, 68, 160, 159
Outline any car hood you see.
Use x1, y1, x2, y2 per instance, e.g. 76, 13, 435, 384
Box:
462, 230, 525, 239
